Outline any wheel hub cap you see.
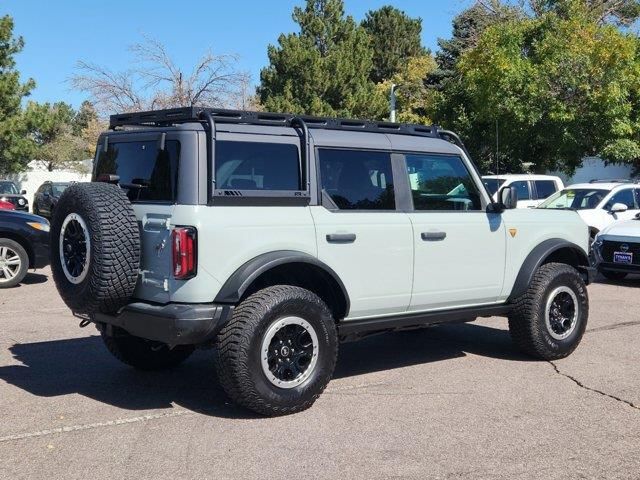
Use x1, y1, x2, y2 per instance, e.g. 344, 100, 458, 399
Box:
0, 246, 20, 282
261, 317, 319, 389
59, 213, 91, 284
545, 286, 579, 340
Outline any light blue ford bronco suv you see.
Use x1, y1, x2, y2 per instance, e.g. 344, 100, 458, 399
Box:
50, 107, 595, 416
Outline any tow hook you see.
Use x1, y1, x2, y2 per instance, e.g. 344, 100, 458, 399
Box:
72, 311, 92, 328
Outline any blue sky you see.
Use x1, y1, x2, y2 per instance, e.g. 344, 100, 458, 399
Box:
4, 0, 472, 108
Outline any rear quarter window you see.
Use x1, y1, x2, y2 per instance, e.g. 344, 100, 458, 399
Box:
215, 141, 301, 191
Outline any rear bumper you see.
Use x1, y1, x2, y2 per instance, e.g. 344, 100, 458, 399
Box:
93, 302, 235, 345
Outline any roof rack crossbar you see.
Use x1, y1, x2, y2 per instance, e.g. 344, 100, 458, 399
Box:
109, 107, 440, 138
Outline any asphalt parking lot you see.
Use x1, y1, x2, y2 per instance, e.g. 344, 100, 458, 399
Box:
0, 269, 639, 480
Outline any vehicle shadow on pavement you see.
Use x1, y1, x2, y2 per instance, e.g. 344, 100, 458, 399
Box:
0, 323, 527, 418
17, 272, 48, 285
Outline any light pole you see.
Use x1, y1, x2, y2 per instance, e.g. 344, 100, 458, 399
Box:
390, 83, 401, 123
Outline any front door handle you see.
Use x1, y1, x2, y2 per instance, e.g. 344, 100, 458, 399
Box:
326, 233, 356, 244
421, 231, 447, 241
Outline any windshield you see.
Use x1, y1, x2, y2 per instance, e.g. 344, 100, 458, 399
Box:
94, 139, 180, 202
0, 182, 18, 195
52, 184, 69, 196
482, 178, 505, 195
538, 188, 609, 210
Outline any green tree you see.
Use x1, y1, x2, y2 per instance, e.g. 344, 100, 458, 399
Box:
361, 6, 426, 83
258, 0, 386, 119
0, 16, 36, 174
25, 102, 87, 172
432, 0, 640, 173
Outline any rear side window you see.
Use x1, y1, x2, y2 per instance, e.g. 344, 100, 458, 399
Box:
318, 149, 395, 210
535, 180, 557, 199
94, 140, 180, 203
405, 154, 482, 211
215, 141, 300, 191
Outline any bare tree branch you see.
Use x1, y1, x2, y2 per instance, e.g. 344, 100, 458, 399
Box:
70, 35, 253, 115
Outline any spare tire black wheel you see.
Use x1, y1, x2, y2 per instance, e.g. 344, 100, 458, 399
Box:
50, 183, 141, 314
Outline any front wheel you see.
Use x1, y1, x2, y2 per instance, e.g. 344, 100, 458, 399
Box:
0, 239, 29, 288
214, 286, 338, 416
508, 263, 588, 360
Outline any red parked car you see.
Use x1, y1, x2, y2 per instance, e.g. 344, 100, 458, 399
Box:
0, 200, 15, 210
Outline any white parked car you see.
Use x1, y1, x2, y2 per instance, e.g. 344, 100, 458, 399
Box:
482, 174, 564, 208
537, 180, 640, 241
592, 213, 640, 280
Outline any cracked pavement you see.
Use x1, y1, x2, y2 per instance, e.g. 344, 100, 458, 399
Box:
1, 268, 639, 479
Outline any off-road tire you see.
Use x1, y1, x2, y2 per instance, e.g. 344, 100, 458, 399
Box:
214, 286, 338, 416
508, 263, 588, 360
101, 327, 195, 370
0, 238, 29, 288
600, 270, 628, 281
50, 183, 140, 314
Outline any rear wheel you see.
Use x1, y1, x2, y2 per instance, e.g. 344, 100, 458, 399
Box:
508, 263, 588, 360
101, 327, 195, 370
600, 270, 628, 281
0, 239, 28, 288
215, 286, 338, 416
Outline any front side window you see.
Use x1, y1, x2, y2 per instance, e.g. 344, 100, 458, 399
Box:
604, 189, 638, 210
94, 140, 180, 203
510, 181, 531, 201
318, 149, 395, 210
406, 154, 482, 211
215, 141, 300, 191
535, 180, 557, 199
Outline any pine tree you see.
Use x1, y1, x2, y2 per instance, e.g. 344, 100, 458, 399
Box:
258, 0, 386, 119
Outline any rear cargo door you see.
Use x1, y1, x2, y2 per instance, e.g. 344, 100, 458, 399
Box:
93, 132, 182, 303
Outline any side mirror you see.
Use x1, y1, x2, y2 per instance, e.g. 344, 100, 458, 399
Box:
20, 189, 27, 195
499, 186, 518, 210
609, 203, 628, 213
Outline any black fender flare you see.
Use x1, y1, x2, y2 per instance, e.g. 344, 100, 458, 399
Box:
508, 239, 590, 301
214, 250, 350, 314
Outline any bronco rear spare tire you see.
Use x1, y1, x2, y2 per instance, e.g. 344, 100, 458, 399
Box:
50, 183, 140, 314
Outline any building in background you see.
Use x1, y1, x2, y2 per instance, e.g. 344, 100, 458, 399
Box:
549, 157, 636, 185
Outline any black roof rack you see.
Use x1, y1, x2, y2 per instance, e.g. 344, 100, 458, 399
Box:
109, 107, 440, 139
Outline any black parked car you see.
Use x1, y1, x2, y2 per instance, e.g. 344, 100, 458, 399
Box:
0, 180, 29, 212
0, 210, 50, 288
33, 181, 71, 218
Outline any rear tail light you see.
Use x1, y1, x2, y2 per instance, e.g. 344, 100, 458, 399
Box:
172, 227, 197, 279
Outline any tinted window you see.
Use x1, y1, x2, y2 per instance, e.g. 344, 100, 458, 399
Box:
319, 149, 394, 210
604, 189, 638, 210
216, 141, 300, 191
405, 154, 481, 211
94, 140, 180, 202
535, 180, 557, 199
511, 181, 530, 200
483, 178, 505, 195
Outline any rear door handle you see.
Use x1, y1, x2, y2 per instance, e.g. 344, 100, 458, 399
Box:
421, 231, 447, 241
326, 233, 356, 244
